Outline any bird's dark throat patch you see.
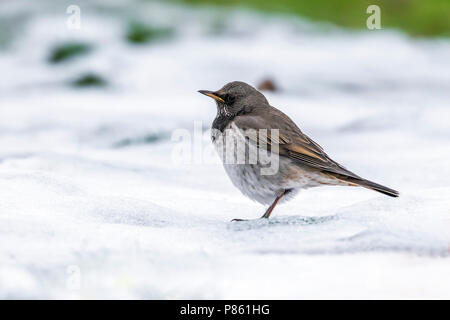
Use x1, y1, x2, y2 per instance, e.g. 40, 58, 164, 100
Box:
212, 112, 234, 132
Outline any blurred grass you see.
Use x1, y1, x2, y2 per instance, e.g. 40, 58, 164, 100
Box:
48, 43, 91, 63
71, 73, 107, 88
180, 0, 450, 37
113, 132, 169, 148
0, 14, 28, 49
126, 22, 174, 44
0, 22, 10, 48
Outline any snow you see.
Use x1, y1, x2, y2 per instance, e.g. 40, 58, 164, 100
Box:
0, 0, 450, 299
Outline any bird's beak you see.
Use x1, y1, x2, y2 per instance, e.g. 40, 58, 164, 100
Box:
198, 90, 225, 103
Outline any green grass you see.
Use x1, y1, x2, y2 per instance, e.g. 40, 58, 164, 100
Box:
71, 73, 108, 88
179, 0, 450, 37
48, 43, 91, 63
126, 22, 174, 44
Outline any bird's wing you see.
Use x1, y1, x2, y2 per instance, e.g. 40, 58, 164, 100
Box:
233, 107, 399, 197
233, 110, 361, 179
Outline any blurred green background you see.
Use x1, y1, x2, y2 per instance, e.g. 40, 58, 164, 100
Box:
180, 0, 450, 37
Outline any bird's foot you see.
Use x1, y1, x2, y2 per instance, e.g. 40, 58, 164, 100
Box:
230, 218, 248, 222
230, 217, 268, 222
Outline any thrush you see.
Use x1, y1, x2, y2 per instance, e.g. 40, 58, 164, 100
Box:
199, 81, 399, 221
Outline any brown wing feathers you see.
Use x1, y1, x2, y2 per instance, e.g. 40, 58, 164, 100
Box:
281, 133, 399, 197
234, 110, 399, 197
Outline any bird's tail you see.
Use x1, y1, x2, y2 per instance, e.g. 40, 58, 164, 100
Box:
348, 177, 399, 197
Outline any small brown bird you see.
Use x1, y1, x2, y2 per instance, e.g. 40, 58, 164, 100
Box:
199, 81, 399, 221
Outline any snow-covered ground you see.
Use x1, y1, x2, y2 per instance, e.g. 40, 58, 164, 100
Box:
1, 0, 450, 299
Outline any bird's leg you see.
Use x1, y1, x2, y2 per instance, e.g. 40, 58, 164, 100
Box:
260, 190, 286, 219
231, 190, 286, 222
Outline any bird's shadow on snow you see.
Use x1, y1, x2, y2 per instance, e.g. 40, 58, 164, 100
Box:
226, 214, 339, 231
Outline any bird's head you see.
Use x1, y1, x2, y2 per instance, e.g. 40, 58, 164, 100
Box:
198, 81, 268, 117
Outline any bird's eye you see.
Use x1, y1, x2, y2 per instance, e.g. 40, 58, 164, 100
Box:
224, 94, 235, 105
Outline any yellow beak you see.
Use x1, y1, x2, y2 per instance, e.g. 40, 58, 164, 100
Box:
198, 90, 225, 103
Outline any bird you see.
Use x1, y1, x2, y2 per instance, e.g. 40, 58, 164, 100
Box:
198, 81, 399, 221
